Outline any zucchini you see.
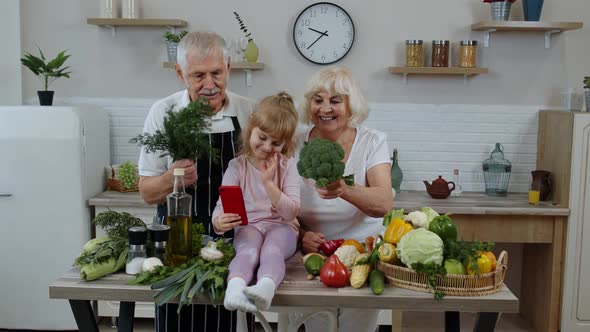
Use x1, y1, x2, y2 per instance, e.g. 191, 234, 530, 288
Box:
369, 269, 385, 295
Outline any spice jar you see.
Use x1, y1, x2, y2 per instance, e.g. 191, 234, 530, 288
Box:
459, 40, 478, 68
431, 40, 450, 67
126, 226, 148, 275
405, 40, 423, 67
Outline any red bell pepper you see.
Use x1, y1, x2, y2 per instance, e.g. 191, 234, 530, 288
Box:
320, 255, 349, 288
319, 238, 344, 256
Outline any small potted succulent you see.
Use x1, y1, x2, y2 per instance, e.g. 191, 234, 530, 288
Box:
164, 30, 188, 62
20, 46, 71, 106
584, 76, 590, 112
484, 0, 516, 21
233, 11, 258, 62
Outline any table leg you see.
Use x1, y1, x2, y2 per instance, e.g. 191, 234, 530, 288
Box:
473, 312, 500, 332
117, 301, 135, 332
445, 311, 460, 332
68, 300, 99, 332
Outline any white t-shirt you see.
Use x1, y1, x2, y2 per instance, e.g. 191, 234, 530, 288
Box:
138, 90, 255, 176
296, 126, 391, 241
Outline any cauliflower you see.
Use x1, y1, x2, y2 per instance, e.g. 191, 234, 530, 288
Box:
297, 138, 354, 188
334, 245, 360, 272
405, 211, 429, 228
396, 228, 444, 267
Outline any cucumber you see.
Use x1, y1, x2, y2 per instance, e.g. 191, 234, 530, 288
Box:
369, 269, 385, 295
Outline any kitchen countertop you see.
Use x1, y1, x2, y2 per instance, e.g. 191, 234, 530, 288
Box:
89, 190, 568, 216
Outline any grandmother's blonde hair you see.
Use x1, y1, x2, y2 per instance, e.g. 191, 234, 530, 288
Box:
301, 67, 368, 126
240, 92, 299, 158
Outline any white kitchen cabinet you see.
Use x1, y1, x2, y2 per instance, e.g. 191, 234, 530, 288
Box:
537, 111, 590, 331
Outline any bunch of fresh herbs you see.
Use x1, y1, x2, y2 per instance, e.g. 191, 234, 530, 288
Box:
75, 211, 145, 281
130, 99, 216, 162
411, 262, 448, 300
164, 30, 188, 43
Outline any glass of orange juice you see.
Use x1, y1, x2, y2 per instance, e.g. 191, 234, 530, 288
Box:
528, 182, 540, 205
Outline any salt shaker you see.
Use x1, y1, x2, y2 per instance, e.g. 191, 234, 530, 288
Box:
126, 226, 148, 275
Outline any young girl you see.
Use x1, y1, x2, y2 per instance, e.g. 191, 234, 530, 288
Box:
212, 92, 300, 313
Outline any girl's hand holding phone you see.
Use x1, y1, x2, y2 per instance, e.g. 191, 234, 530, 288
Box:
213, 213, 242, 234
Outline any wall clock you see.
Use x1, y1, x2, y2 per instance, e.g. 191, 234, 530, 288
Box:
293, 2, 355, 65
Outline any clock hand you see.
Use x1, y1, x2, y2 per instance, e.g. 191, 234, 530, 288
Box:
308, 28, 329, 37
307, 30, 328, 50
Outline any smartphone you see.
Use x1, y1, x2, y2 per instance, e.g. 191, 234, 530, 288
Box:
219, 186, 248, 226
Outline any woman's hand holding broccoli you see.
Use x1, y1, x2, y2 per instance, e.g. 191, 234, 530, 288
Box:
297, 138, 354, 188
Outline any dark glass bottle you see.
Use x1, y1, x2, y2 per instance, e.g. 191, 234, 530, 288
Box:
391, 148, 403, 193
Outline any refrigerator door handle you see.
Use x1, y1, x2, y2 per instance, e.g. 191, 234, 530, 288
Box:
0, 193, 13, 197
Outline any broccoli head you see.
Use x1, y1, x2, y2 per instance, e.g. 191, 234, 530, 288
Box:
297, 138, 354, 188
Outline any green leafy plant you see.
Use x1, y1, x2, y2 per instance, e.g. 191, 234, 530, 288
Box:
164, 30, 188, 43
118, 161, 138, 189
130, 99, 217, 162
583, 76, 590, 89
20, 46, 71, 91
233, 11, 253, 41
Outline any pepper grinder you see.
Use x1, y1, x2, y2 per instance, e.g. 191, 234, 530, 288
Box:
148, 224, 170, 265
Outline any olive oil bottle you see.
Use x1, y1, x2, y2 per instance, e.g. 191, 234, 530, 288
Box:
166, 168, 192, 266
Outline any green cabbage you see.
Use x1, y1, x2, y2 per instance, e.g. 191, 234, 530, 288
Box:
396, 228, 444, 267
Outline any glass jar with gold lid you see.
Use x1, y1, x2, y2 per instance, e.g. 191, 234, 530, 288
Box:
459, 40, 478, 68
405, 40, 423, 67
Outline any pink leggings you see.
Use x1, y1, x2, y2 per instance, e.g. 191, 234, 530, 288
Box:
228, 224, 298, 286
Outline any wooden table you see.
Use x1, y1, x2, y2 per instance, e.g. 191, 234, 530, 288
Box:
394, 191, 568, 332
89, 190, 567, 332
50, 258, 518, 332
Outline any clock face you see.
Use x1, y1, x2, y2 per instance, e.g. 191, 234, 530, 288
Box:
293, 2, 355, 65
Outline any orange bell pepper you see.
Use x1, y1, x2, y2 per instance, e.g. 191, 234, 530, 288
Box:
384, 218, 414, 244
341, 239, 365, 253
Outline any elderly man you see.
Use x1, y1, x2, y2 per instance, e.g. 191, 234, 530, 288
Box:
138, 31, 256, 332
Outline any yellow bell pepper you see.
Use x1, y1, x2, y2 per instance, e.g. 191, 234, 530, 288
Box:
466, 254, 493, 275
341, 239, 365, 254
384, 218, 414, 244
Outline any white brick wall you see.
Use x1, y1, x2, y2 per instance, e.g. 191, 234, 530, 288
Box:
62, 98, 539, 193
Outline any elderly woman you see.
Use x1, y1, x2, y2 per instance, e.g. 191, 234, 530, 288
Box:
296, 67, 394, 332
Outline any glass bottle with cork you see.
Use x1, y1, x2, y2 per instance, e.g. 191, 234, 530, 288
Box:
166, 168, 192, 266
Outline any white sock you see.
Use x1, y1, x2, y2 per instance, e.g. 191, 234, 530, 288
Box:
224, 278, 257, 313
243, 277, 276, 311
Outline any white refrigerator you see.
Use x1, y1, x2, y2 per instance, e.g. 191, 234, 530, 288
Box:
0, 106, 110, 329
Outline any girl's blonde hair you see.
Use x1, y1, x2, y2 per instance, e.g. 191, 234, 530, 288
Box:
301, 67, 368, 127
240, 92, 299, 158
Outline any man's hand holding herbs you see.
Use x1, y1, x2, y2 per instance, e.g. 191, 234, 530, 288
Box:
213, 213, 242, 234
167, 159, 197, 186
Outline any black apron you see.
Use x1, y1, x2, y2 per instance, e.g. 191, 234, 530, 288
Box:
155, 116, 254, 332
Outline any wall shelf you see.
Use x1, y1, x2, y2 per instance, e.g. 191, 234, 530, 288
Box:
87, 18, 188, 35
163, 62, 265, 87
471, 21, 583, 48
389, 66, 488, 84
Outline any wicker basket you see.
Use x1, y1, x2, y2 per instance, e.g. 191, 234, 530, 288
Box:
106, 165, 139, 193
377, 250, 508, 296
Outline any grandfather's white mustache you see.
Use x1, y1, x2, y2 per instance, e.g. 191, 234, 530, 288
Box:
198, 88, 221, 96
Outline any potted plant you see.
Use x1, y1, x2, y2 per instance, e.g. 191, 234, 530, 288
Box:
164, 30, 188, 62
484, 0, 516, 21
233, 11, 258, 62
20, 46, 71, 106
584, 76, 590, 112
